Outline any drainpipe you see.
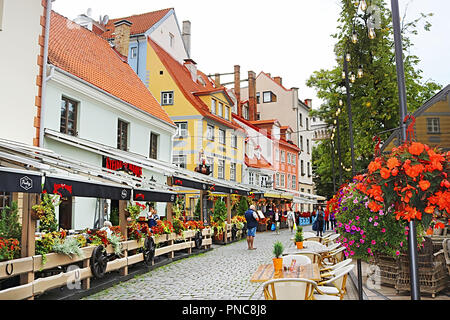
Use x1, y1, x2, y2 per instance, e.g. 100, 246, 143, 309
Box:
39, 0, 54, 148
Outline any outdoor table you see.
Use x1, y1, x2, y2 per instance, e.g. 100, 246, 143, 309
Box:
283, 244, 330, 255
250, 263, 321, 283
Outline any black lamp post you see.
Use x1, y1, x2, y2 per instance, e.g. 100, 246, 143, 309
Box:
390, 0, 420, 300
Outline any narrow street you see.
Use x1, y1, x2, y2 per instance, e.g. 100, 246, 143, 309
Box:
85, 227, 341, 300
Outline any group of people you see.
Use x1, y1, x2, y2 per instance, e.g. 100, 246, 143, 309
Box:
243, 204, 336, 250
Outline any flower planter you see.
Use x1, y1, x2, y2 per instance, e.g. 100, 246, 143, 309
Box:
273, 258, 283, 272
30, 209, 41, 220
296, 242, 304, 249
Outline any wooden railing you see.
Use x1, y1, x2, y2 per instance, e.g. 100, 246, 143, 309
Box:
0, 228, 212, 300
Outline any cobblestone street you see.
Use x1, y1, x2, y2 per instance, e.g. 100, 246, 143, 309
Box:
85, 227, 334, 300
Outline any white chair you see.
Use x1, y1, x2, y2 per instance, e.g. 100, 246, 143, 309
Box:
263, 278, 339, 300
320, 261, 354, 280
314, 265, 355, 300
303, 232, 316, 239
323, 233, 340, 245
303, 241, 327, 251
322, 246, 346, 266
282, 255, 311, 268
325, 242, 342, 251
320, 258, 353, 273
284, 251, 324, 268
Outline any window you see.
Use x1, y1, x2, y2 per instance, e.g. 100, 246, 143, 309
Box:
292, 175, 297, 190
149, 133, 158, 159
207, 125, 214, 141
292, 154, 296, 165
169, 33, 174, 47
130, 47, 137, 59
307, 139, 310, 154
287, 174, 291, 189
275, 148, 279, 161
263, 91, 277, 103
427, 118, 440, 134
256, 92, 260, 104
281, 150, 285, 162
117, 119, 128, 151
276, 173, 280, 186
218, 160, 225, 179
173, 155, 186, 169
280, 174, 285, 187
230, 163, 236, 181
249, 172, 255, 185
211, 99, 216, 114
300, 136, 304, 151
218, 129, 225, 145
231, 133, 238, 148
243, 105, 249, 120
287, 153, 291, 164
301, 160, 305, 176
161, 91, 174, 105
307, 162, 311, 177
60, 97, 78, 136
175, 122, 188, 138
225, 106, 230, 120
218, 102, 223, 118
207, 157, 214, 175
257, 113, 261, 120
306, 118, 309, 130
299, 113, 303, 127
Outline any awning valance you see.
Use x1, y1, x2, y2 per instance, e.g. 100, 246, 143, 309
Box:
43, 176, 132, 200
0, 167, 43, 193
134, 189, 177, 203
173, 176, 209, 191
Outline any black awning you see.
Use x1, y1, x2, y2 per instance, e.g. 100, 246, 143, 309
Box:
229, 188, 250, 196
134, 189, 176, 203
0, 169, 42, 193
209, 183, 230, 194
172, 176, 209, 191
43, 176, 131, 200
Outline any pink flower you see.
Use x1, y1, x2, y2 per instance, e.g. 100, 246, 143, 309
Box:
374, 222, 379, 227
395, 251, 400, 256
360, 239, 365, 244
371, 240, 376, 245
400, 242, 403, 247
350, 251, 355, 256
362, 235, 366, 239
374, 215, 378, 220
381, 228, 386, 233
355, 216, 360, 221
405, 231, 409, 235
369, 217, 373, 222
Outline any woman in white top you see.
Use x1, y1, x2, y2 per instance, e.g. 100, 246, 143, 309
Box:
286, 207, 295, 232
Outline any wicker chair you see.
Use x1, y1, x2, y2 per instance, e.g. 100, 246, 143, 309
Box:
322, 247, 346, 266
263, 278, 339, 300
322, 233, 340, 246
442, 238, 450, 276
282, 255, 311, 268
320, 259, 353, 276
283, 251, 324, 268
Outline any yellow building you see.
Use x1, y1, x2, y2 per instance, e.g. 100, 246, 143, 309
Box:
382, 85, 450, 152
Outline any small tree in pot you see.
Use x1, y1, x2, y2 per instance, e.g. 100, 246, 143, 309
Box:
295, 227, 304, 249
273, 241, 284, 272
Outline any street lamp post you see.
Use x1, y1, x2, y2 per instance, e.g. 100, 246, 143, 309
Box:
390, 0, 420, 300
342, 53, 364, 301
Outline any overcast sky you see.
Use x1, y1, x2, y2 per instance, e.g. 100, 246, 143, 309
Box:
52, 0, 449, 109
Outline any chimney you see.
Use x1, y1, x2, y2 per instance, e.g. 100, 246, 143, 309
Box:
214, 73, 221, 87
234, 65, 241, 117
113, 19, 132, 57
184, 59, 198, 82
274, 76, 282, 86
248, 71, 257, 121
182, 21, 191, 58
304, 99, 312, 108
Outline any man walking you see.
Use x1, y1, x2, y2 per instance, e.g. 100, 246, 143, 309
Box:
244, 205, 259, 250
313, 206, 325, 237
287, 207, 295, 232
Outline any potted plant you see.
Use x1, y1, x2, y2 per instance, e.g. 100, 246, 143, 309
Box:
272, 241, 284, 272
295, 227, 304, 249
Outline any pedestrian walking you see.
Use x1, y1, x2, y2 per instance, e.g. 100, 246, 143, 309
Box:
286, 207, 295, 232
274, 208, 281, 234
244, 205, 259, 250
330, 211, 336, 230
324, 208, 330, 231
313, 206, 325, 237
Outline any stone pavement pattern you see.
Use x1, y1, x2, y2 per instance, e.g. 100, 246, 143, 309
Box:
85, 226, 337, 300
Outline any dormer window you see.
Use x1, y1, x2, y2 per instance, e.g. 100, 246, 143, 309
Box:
211, 99, 216, 115
263, 91, 277, 103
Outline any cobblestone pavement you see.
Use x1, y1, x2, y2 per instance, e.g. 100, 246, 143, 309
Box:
85, 225, 334, 300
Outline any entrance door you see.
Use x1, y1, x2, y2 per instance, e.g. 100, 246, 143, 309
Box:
59, 197, 72, 230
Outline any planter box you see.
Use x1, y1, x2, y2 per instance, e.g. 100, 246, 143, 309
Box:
183, 230, 196, 239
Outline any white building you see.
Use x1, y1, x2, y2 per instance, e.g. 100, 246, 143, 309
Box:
41, 11, 177, 229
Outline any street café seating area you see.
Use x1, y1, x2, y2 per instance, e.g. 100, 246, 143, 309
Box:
254, 232, 355, 300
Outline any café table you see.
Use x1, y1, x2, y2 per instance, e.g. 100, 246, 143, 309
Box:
250, 263, 321, 283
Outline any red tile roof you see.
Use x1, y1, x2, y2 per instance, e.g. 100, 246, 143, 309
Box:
149, 39, 240, 130
101, 8, 172, 39
49, 11, 174, 126
245, 154, 273, 169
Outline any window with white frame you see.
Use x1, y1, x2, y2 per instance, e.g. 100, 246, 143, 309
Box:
301, 160, 305, 176
275, 148, 280, 161
230, 163, 236, 181
207, 157, 214, 175
243, 105, 249, 120
161, 91, 174, 105
292, 154, 296, 165
130, 47, 138, 59
231, 133, 237, 148
225, 106, 230, 120
173, 154, 186, 169
307, 139, 310, 154
218, 160, 225, 179
256, 92, 260, 104
307, 162, 311, 177
287, 174, 291, 189
249, 172, 255, 185
292, 175, 296, 190
175, 122, 188, 137
275, 173, 280, 186
280, 174, 285, 187
211, 99, 216, 114
218, 129, 225, 145
281, 150, 285, 162
207, 125, 214, 141
218, 102, 223, 118
287, 153, 291, 164
427, 118, 440, 134
263, 91, 277, 103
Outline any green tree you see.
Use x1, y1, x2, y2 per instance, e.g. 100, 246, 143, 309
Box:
308, 0, 442, 199
237, 196, 249, 216
194, 200, 201, 220
0, 201, 21, 240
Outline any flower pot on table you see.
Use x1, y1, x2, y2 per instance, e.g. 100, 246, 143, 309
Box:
296, 242, 304, 249
273, 258, 283, 272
